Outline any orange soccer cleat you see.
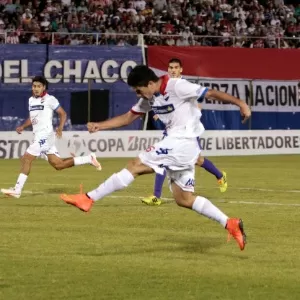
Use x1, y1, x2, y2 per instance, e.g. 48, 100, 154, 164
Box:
226, 218, 247, 251
60, 193, 93, 212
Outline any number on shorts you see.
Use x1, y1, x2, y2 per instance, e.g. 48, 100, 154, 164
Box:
146, 145, 155, 152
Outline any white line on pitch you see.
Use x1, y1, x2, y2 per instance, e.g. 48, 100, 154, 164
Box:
231, 187, 300, 193
6, 182, 300, 194
227, 201, 300, 207
18, 191, 300, 207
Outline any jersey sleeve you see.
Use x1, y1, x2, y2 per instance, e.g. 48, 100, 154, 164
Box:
131, 98, 151, 115
174, 79, 208, 103
48, 96, 61, 111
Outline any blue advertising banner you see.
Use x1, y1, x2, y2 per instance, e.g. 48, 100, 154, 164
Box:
0, 45, 143, 130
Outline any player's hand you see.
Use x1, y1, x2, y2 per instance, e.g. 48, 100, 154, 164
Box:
56, 128, 63, 138
16, 126, 24, 134
87, 122, 101, 133
240, 103, 251, 124
153, 114, 159, 121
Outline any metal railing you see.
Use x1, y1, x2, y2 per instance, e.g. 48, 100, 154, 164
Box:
1, 31, 300, 48
2, 31, 144, 46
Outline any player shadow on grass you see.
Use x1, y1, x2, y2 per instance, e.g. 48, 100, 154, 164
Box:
79, 236, 246, 258
78, 234, 249, 259
170, 236, 248, 259
162, 236, 224, 254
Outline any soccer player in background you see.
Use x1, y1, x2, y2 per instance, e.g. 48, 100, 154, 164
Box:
1, 76, 101, 199
60, 65, 251, 251
142, 58, 227, 206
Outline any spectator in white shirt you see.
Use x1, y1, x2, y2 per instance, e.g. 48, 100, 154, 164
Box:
181, 27, 193, 40
134, 0, 146, 11
22, 9, 32, 21
236, 18, 247, 32
248, 23, 256, 35
176, 35, 189, 46
165, 33, 175, 46
40, 17, 51, 31
77, 1, 88, 13
127, 2, 137, 15
153, 0, 167, 13
29, 33, 41, 44
270, 15, 281, 26
61, 0, 71, 6
6, 32, 19, 44
134, 11, 145, 23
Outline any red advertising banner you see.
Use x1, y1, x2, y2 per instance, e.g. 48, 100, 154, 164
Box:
148, 46, 300, 80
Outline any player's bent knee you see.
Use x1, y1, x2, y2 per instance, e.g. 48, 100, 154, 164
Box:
172, 184, 195, 209
176, 201, 189, 208
48, 160, 63, 171
53, 164, 63, 171
175, 196, 194, 209
47, 156, 65, 171
126, 158, 139, 177
50, 161, 65, 171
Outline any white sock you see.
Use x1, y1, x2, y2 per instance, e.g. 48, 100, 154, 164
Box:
14, 173, 28, 193
73, 155, 91, 166
192, 196, 228, 228
87, 168, 134, 201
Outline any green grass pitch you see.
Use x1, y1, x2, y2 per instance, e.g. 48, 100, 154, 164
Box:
0, 155, 300, 300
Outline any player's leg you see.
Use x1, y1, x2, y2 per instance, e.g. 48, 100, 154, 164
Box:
46, 146, 101, 171
60, 157, 154, 212
47, 154, 75, 170
142, 132, 169, 206
196, 155, 227, 193
141, 170, 166, 206
142, 135, 201, 206
72, 153, 102, 170
60, 136, 196, 212
169, 169, 246, 251
1, 144, 38, 198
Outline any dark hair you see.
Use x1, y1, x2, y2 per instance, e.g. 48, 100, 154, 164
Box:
168, 58, 182, 67
127, 65, 159, 87
32, 76, 47, 87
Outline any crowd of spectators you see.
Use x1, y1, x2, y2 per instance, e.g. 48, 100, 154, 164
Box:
0, 0, 300, 48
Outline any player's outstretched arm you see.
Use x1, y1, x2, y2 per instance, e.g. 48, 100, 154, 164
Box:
87, 111, 141, 133
205, 89, 251, 124
55, 106, 67, 138
16, 118, 32, 134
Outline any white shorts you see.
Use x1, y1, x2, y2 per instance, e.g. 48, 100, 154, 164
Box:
26, 136, 60, 157
139, 136, 201, 192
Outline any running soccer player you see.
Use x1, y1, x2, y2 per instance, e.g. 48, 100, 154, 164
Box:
1, 76, 101, 199
60, 66, 250, 251
142, 58, 227, 206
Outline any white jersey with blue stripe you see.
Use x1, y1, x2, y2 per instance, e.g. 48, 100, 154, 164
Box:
28, 93, 60, 138
131, 75, 207, 138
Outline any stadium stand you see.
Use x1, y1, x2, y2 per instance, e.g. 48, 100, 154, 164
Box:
0, 0, 300, 47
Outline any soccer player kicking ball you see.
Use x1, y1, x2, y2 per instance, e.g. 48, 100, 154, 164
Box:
142, 58, 227, 206
1, 76, 101, 199
60, 66, 251, 251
